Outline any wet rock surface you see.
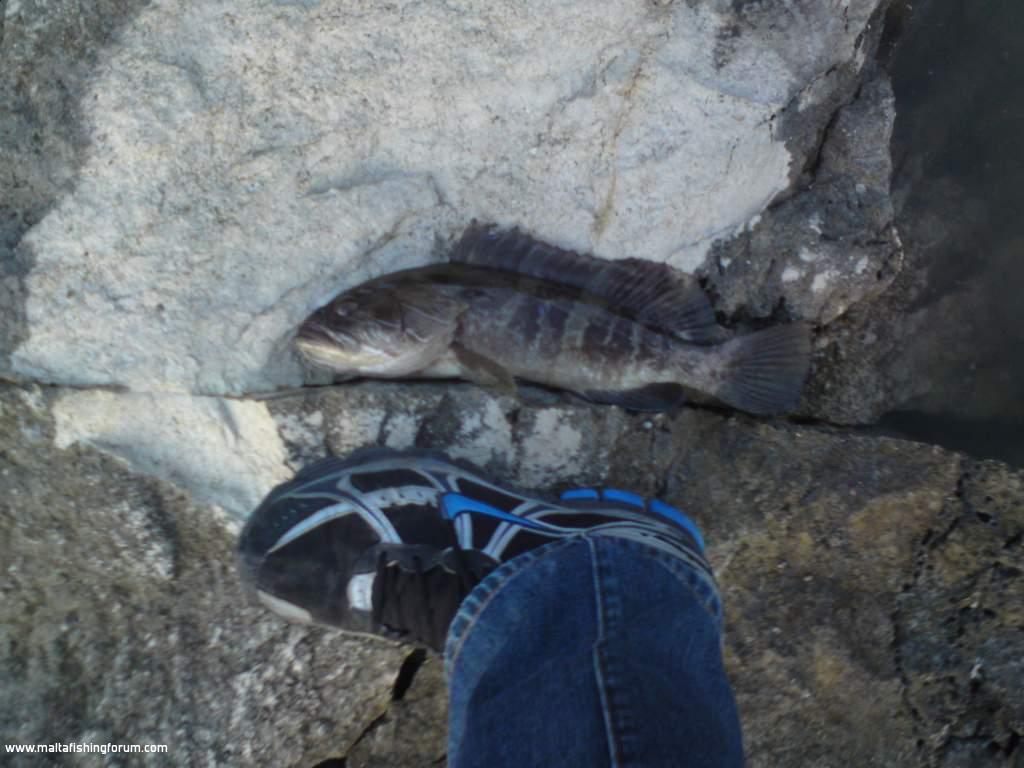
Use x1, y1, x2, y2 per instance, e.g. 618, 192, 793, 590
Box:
4, 381, 1023, 766
897, 461, 1024, 764
800, 0, 1024, 444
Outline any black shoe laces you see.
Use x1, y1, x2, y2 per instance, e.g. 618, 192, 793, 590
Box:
371, 529, 491, 651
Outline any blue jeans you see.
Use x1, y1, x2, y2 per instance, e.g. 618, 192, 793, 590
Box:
444, 535, 744, 768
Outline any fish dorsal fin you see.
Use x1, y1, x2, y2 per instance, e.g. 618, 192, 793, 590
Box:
452, 224, 716, 342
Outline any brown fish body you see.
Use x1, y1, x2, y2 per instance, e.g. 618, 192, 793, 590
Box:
453, 280, 681, 392
295, 226, 810, 414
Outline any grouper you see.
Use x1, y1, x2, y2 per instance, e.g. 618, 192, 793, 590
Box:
294, 225, 811, 415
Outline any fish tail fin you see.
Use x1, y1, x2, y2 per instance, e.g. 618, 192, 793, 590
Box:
711, 323, 812, 416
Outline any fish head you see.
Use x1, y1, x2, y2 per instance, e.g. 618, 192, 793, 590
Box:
295, 279, 460, 376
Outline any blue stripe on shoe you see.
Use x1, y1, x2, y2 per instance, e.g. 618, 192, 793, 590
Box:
441, 493, 555, 532
649, 499, 706, 552
563, 487, 706, 552
601, 489, 645, 509
560, 488, 599, 501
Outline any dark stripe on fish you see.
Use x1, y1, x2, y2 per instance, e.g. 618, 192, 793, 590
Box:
562, 302, 589, 356
582, 314, 612, 360
538, 299, 571, 361
509, 294, 541, 349
608, 316, 635, 360
634, 327, 666, 368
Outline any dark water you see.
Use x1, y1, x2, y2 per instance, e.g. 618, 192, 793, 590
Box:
879, 0, 1024, 467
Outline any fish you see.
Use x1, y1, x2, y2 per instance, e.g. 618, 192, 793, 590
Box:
294, 224, 811, 415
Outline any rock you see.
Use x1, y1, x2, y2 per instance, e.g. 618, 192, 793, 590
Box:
0, 385, 408, 767
266, 381, 1024, 766
49, 389, 292, 517
4, 0, 891, 399
706, 75, 901, 327
897, 461, 1024, 763
798, 0, 1024, 435
0, 0, 154, 384
345, 655, 448, 768
6, 0, 1022, 766
4, 380, 1023, 766
678, 417, 952, 766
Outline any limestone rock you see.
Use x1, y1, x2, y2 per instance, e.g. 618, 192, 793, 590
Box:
49, 389, 292, 517
798, 0, 1024, 433
4, 0, 890, 398
0, 386, 408, 767
4, 380, 1024, 766
6, 1, 1021, 766
897, 461, 1024, 763
706, 76, 901, 327
345, 655, 448, 768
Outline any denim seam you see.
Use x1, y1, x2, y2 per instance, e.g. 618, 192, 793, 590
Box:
444, 537, 581, 677
444, 568, 519, 677
603, 537, 724, 633
588, 537, 622, 768
445, 534, 723, 678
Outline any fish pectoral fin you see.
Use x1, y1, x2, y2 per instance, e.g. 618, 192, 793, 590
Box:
451, 344, 517, 396
582, 383, 686, 412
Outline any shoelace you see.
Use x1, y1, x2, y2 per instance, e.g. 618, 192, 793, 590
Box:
371, 527, 486, 650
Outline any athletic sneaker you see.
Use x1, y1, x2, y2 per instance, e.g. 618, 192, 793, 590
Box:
237, 447, 713, 651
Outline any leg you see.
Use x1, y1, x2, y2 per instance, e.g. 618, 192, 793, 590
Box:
446, 535, 743, 768
237, 448, 744, 766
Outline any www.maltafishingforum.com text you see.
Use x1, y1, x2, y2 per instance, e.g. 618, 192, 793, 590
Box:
6, 742, 169, 756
